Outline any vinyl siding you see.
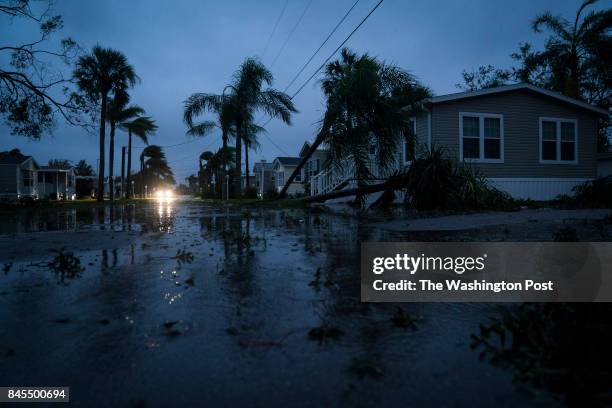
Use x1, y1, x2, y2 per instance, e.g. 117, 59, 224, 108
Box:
0, 165, 17, 194
430, 90, 599, 178
415, 112, 429, 153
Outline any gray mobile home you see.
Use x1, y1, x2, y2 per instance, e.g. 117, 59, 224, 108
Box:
0, 151, 39, 200
411, 83, 606, 200
310, 83, 606, 201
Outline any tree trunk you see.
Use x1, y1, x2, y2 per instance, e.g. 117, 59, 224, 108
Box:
120, 146, 125, 199
126, 130, 132, 199
234, 123, 242, 198
97, 92, 107, 201
245, 143, 250, 188
278, 130, 324, 198
140, 156, 144, 197
221, 130, 228, 200
303, 179, 388, 203
108, 121, 115, 200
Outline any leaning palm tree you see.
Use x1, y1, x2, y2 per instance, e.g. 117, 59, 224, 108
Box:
279, 48, 431, 201
106, 92, 145, 199
528, 0, 611, 100
120, 116, 157, 198
73, 45, 138, 201
226, 58, 296, 196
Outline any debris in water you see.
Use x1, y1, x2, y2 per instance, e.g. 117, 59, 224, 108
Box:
308, 326, 343, 344
48, 247, 84, 281
390, 307, 418, 329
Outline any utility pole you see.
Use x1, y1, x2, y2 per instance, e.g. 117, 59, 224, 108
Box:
120, 146, 126, 199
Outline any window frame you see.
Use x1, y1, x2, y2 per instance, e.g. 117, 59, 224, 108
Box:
403, 117, 417, 165
538, 117, 578, 165
459, 112, 504, 164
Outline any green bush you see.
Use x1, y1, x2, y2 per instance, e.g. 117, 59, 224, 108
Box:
242, 186, 258, 199
570, 176, 612, 208
404, 146, 516, 211
404, 147, 455, 210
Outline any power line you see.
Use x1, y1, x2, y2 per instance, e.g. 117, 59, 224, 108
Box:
283, 0, 360, 94
167, 136, 221, 165
134, 138, 203, 149
290, 0, 384, 99
259, 0, 384, 136
261, 0, 289, 59
270, 0, 313, 68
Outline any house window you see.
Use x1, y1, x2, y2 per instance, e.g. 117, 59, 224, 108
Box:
539, 118, 577, 163
277, 171, 284, 186
294, 170, 301, 182
38, 172, 44, 182
403, 118, 417, 164
23, 170, 33, 187
459, 113, 503, 162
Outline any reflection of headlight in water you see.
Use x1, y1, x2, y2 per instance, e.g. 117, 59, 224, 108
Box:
155, 189, 174, 202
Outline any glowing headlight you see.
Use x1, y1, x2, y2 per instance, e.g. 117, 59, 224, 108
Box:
155, 189, 174, 202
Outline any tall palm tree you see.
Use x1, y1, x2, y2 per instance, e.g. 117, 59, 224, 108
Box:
106, 92, 145, 199
73, 45, 138, 201
528, 0, 611, 100
226, 58, 296, 196
120, 116, 157, 198
279, 48, 431, 199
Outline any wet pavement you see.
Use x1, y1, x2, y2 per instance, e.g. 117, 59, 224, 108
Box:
0, 197, 580, 406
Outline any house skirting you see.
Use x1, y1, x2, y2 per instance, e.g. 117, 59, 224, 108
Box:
488, 178, 591, 201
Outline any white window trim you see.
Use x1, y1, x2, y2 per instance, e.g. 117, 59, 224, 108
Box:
403, 117, 417, 165
539, 117, 578, 165
459, 112, 504, 163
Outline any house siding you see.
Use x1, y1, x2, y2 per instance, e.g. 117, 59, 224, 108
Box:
415, 112, 429, 153
430, 90, 599, 179
0, 166, 17, 195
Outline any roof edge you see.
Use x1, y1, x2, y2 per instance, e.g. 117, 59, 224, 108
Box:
427, 83, 608, 116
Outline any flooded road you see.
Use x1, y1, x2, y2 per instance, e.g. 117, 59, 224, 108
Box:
0, 198, 563, 407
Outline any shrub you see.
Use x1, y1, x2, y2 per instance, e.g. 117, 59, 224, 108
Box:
404, 146, 516, 211
553, 225, 578, 242
242, 186, 258, 199
404, 146, 456, 210
264, 187, 279, 200
570, 176, 612, 208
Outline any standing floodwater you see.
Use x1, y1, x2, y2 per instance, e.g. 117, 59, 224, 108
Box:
0, 198, 572, 406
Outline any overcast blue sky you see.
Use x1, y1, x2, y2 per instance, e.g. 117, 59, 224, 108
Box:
2, 0, 609, 182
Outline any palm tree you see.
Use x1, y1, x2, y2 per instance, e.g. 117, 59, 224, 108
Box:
74, 160, 95, 176
120, 116, 157, 198
226, 58, 296, 196
73, 45, 138, 201
528, 0, 611, 100
106, 92, 145, 199
242, 123, 264, 190
280, 48, 431, 199
199, 150, 214, 197
184, 92, 236, 196
139, 145, 174, 194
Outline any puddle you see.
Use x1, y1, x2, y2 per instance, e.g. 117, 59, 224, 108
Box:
0, 198, 588, 406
